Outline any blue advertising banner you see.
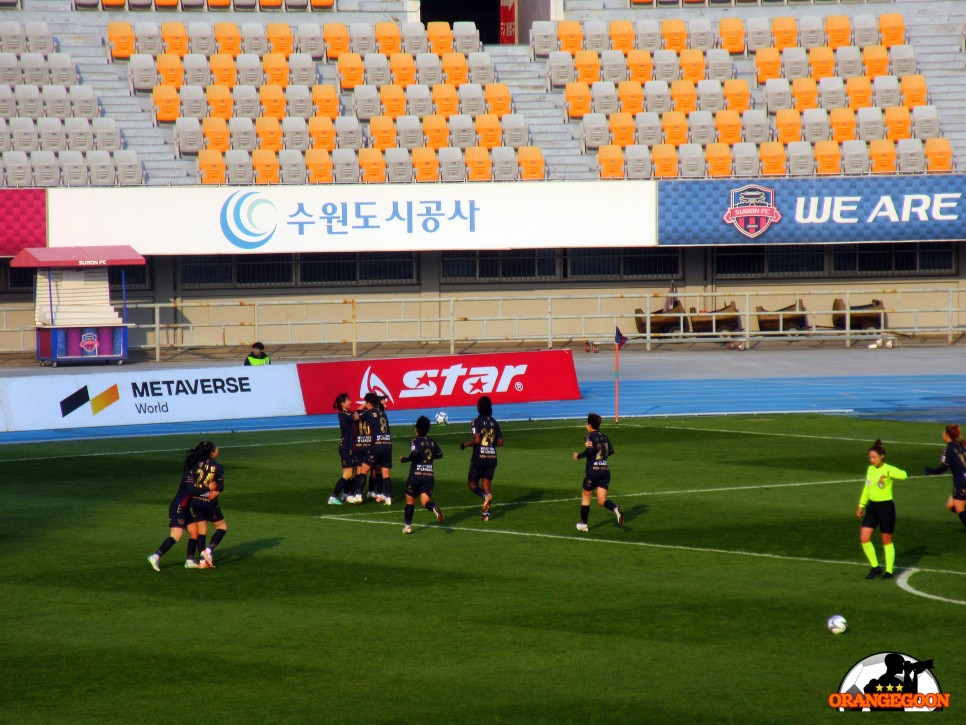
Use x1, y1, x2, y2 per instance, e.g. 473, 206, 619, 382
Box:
658, 175, 966, 245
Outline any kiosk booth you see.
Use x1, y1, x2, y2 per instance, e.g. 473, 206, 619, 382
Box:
10, 245, 146, 366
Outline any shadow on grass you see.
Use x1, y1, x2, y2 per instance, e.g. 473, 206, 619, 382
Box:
897, 544, 938, 570
213, 537, 284, 566
441, 489, 547, 529
589, 502, 648, 533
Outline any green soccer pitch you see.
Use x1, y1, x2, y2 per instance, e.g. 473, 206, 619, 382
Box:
1, 414, 963, 723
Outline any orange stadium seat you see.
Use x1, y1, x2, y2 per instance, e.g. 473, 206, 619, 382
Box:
706, 143, 732, 177
308, 116, 336, 151
775, 109, 802, 144
661, 111, 688, 147
879, 14, 906, 49
427, 22, 454, 56
863, 46, 889, 80
157, 54, 184, 89
255, 116, 283, 152
306, 148, 333, 183
208, 0, 232, 9
312, 84, 340, 119
618, 81, 644, 115
267, 24, 294, 58
253, 149, 280, 184
359, 147, 386, 183
718, 18, 745, 56
206, 85, 233, 119
442, 52, 469, 87
203, 117, 230, 152
723, 79, 750, 113
715, 110, 742, 145
107, 22, 135, 62
484, 83, 512, 117
369, 115, 396, 150
610, 20, 635, 56
210, 54, 237, 89
900, 75, 927, 109
557, 21, 583, 55
465, 145, 492, 180
756, 48, 782, 84
574, 50, 601, 84
260, 0, 283, 10
162, 22, 189, 58
679, 49, 705, 83
830, 107, 857, 142
422, 114, 449, 149
153, 85, 180, 123
760, 142, 786, 176
662, 19, 687, 53
825, 16, 851, 51
609, 112, 635, 148
809, 46, 835, 81
259, 85, 286, 119
884, 105, 911, 141
846, 76, 872, 111
323, 24, 350, 61
792, 78, 818, 111
102, 0, 125, 8
815, 140, 841, 175
310, 0, 336, 10
337, 53, 365, 91
380, 84, 407, 119
198, 149, 225, 184
263, 53, 289, 88
651, 144, 677, 178
565, 81, 591, 119
670, 80, 697, 114
376, 22, 403, 56
432, 83, 459, 118
214, 23, 242, 58
412, 146, 439, 181
518, 146, 545, 180
772, 17, 798, 52
870, 138, 896, 173
598, 144, 623, 178
476, 113, 502, 149
390, 53, 416, 88
626, 50, 653, 83
156, 0, 179, 9
925, 137, 952, 172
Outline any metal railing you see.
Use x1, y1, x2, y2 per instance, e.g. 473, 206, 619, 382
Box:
3, 287, 965, 359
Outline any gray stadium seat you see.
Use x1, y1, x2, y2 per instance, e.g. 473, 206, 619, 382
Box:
87, 149, 116, 186
491, 146, 518, 181
742, 109, 770, 144
787, 141, 815, 176
364, 53, 391, 87
0, 84, 13, 118
765, 78, 792, 114
454, 21, 481, 54
546, 51, 574, 91
836, 46, 862, 79
331, 148, 360, 183
678, 143, 705, 178
0, 118, 7, 151
183, 54, 211, 87
65, 117, 93, 151
688, 110, 715, 145
600, 50, 627, 84
129, 54, 159, 94
349, 23, 377, 55
746, 18, 771, 54
115, 150, 143, 186
890, 45, 917, 76
296, 23, 325, 60
37, 117, 65, 151
233, 85, 259, 119
583, 21, 608, 54
798, 16, 826, 50
842, 139, 870, 174
59, 149, 87, 186
782, 48, 808, 81
225, 149, 253, 185
819, 77, 846, 110
234, 0, 257, 11
2, 149, 31, 185
15, 84, 43, 119
284, 0, 307, 10
652, 50, 679, 82
174, 117, 203, 157
635, 20, 660, 53
468, 52, 494, 85
405, 84, 433, 118
236, 55, 263, 87
20, 52, 48, 86
401, 22, 428, 55
897, 138, 925, 173
803, 108, 831, 142
697, 80, 724, 112
457, 83, 485, 117
385, 147, 413, 182
0, 21, 26, 55
0, 52, 20, 85
9, 117, 36, 151
41, 84, 69, 119
635, 111, 662, 146
179, 85, 207, 120
624, 144, 651, 178
286, 85, 313, 119
591, 81, 618, 115
287, 53, 316, 87
732, 142, 760, 177
857, 107, 885, 140
705, 49, 733, 82
416, 53, 443, 87
281, 116, 309, 151
911, 105, 940, 139
853, 15, 879, 47
335, 115, 363, 149
644, 80, 671, 114
279, 149, 306, 184
135, 23, 163, 57
351, 85, 380, 122
241, 24, 269, 56
68, 85, 96, 119
873, 75, 901, 108
448, 113, 474, 148
395, 115, 422, 149
438, 146, 465, 182
188, 23, 216, 57
529, 21, 556, 61
580, 112, 608, 154
228, 117, 257, 151
688, 19, 715, 52
501, 114, 530, 149
48, 53, 76, 86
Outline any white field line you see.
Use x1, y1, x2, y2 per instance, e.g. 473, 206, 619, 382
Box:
621, 422, 941, 448
320, 475, 872, 519
895, 568, 966, 606
321, 516, 966, 590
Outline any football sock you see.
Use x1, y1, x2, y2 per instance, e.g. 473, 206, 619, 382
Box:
580, 505, 590, 524
423, 500, 436, 513
210, 529, 226, 550
469, 485, 485, 499
883, 543, 895, 573
354, 474, 366, 496
331, 477, 346, 498
404, 504, 415, 525
603, 500, 617, 512
861, 541, 879, 568
197, 534, 207, 553
186, 538, 197, 560
959, 510, 966, 529
156, 537, 176, 557
382, 478, 392, 499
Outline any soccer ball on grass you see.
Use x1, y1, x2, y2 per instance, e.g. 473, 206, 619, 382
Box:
827, 614, 848, 635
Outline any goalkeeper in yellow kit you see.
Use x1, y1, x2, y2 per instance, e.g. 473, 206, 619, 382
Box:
857, 439, 908, 581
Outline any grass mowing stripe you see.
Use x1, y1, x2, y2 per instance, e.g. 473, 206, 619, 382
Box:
322, 515, 966, 582
895, 568, 966, 606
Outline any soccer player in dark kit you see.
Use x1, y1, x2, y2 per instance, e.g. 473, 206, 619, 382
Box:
399, 416, 445, 534
460, 395, 503, 521
148, 442, 207, 571
328, 393, 356, 506
572, 413, 624, 532
353, 392, 394, 506
923, 424, 966, 531
188, 442, 228, 569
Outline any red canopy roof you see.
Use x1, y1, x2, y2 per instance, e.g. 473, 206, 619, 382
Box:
10, 245, 146, 268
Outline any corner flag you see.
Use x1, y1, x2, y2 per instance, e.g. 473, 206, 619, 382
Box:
615, 327, 629, 350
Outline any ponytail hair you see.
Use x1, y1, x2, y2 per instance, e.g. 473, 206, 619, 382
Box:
869, 439, 886, 457
184, 441, 215, 471
945, 424, 963, 443
333, 393, 350, 412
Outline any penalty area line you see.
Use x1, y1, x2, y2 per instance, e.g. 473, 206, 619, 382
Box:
895, 568, 966, 607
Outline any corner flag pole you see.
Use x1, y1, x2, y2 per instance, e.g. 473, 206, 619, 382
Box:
615, 340, 620, 423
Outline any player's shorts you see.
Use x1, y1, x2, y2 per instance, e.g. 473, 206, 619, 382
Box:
353, 448, 370, 467
190, 498, 225, 523
468, 462, 496, 484
582, 471, 611, 492
365, 445, 393, 470
952, 484, 966, 502
861, 500, 896, 534
339, 449, 354, 469
406, 479, 434, 499
168, 499, 194, 529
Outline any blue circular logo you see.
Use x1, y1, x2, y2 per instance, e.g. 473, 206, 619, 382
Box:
220, 191, 277, 250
